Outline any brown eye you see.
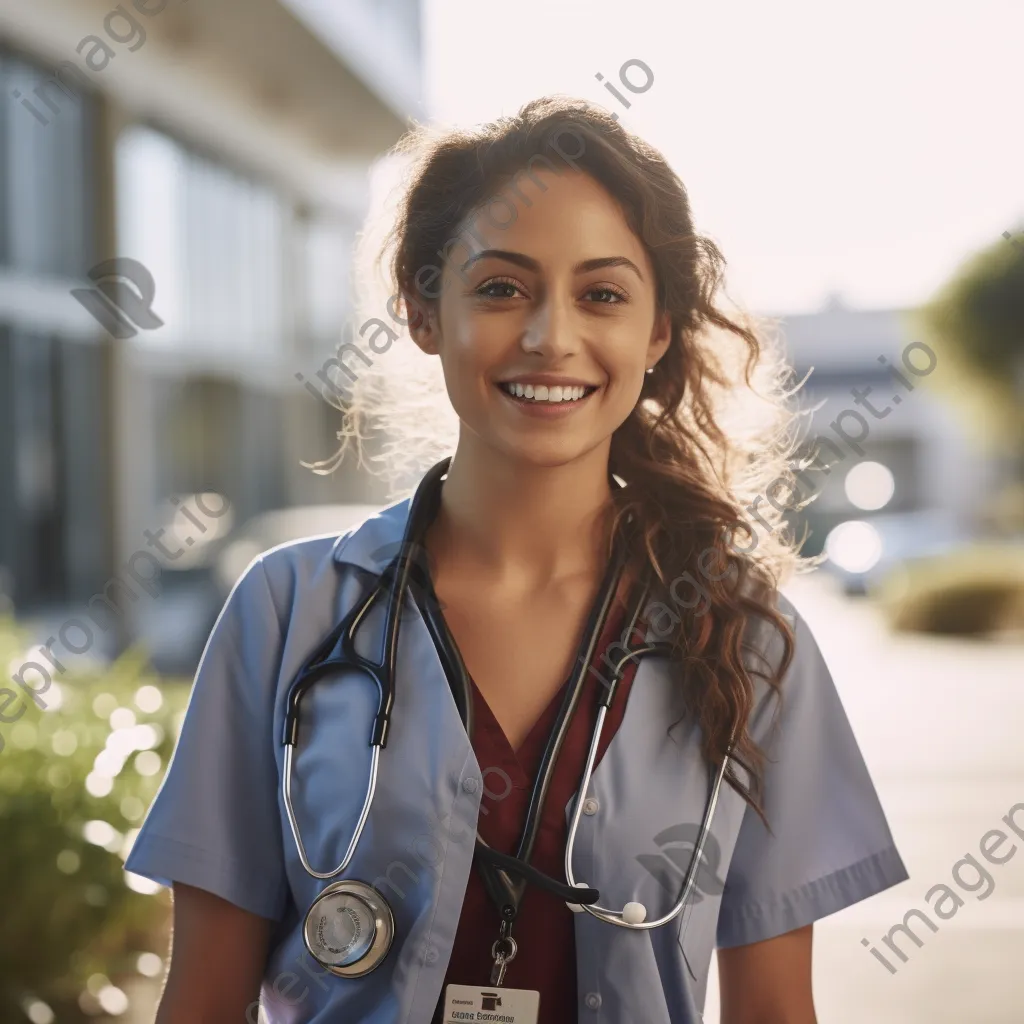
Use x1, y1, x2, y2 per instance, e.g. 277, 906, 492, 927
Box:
475, 277, 526, 300
584, 286, 628, 304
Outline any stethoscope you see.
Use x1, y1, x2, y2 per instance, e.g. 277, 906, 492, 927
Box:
280, 456, 733, 980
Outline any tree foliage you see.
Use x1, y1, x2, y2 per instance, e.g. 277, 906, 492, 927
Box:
0, 620, 189, 1022
914, 230, 1024, 444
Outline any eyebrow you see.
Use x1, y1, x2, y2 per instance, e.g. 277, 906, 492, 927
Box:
459, 248, 645, 282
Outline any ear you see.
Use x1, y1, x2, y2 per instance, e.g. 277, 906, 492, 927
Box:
406, 294, 441, 355
646, 310, 672, 371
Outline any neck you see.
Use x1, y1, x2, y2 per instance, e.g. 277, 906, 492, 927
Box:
424, 442, 617, 591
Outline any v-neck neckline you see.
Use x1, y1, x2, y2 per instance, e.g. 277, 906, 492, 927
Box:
415, 555, 636, 786
467, 670, 575, 785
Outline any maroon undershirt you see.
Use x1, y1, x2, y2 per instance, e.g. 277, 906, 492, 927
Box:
431, 596, 646, 1023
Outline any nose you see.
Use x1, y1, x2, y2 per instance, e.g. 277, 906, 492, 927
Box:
521, 290, 580, 360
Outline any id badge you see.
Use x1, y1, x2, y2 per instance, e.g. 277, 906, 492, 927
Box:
442, 983, 540, 1024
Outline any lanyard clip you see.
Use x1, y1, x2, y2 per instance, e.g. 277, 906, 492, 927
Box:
489, 911, 518, 987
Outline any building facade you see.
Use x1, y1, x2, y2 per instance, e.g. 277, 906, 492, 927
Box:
0, 0, 423, 632
776, 295, 994, 562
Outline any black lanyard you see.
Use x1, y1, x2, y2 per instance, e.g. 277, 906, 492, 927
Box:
410, 548, 631, 985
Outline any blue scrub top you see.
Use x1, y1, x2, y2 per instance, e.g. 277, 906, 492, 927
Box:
124, 495, 909, 1023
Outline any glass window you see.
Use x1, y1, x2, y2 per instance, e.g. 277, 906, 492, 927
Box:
0, 47, 102, 609
0, 48, 95, 276
115, 125, 286, 354
299, 211, 354, 350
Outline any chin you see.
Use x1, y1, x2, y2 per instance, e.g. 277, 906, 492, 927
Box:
490, 434, 607, 470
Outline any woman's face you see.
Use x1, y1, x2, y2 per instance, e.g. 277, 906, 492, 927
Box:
409, 167, 671, 468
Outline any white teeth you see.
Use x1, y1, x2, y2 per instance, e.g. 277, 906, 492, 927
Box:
502, 383, 593, 403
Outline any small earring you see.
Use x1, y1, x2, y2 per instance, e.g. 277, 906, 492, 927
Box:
645, 367, 654, 375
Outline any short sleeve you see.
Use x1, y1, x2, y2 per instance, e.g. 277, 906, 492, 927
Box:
716, 595, 908, 948
123, 555, 289, 921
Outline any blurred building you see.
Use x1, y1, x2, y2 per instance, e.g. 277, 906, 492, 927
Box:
0, 0, 423, 627
777, 294, 997, 572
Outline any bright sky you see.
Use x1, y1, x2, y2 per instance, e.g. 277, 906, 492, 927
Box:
423, 0, 1023, 317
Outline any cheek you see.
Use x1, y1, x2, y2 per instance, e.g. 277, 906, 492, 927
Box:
436, 322, 501, 413
602, 353, 647, 403
443, 310, 512, 377
603, 378, 644, 424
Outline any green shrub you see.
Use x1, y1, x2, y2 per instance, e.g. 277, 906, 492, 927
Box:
0, 616, 190, 1022
873, 546, 1024, 636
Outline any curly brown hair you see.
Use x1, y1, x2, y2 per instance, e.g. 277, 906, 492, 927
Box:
312, 95, 818, 824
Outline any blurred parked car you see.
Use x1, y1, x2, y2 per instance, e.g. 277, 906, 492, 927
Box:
818, 508, 967, 596
136, 504, 382, 676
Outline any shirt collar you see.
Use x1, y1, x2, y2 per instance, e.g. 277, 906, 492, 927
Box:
330, 497, 415, 576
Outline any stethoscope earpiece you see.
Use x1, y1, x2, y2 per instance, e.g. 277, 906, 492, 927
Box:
622, 901, 648, 924
565, 881, 647, 924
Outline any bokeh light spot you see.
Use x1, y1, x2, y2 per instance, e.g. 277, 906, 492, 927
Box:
120, 795, 145, 821
86, 973, 110, 996
134, 685, 164, 713
136, 952, 164, 977
844, 461, 895, 511
109, 707, 137, 731
56, 849, 81, 874
82, 820, 120, 848
97, 985, 129, 1016
51, 729, 78, 756
85, 772, 115, 798
84, 885, 109, 907
125, 871, 162, 895
22, 998, 55, 1024
825, 520, 884, 574
134, 750, 162, 777
92, 693, 119, 719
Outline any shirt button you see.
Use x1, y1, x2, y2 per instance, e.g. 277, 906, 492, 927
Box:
423, 944, 438, 965
585, 992, 602, 1010
461, 777, 479, 794
582, 797, 600, 815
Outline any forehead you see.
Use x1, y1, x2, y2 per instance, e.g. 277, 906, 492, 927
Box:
456, 168, 648, 268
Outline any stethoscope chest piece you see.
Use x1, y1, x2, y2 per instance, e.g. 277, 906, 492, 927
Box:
302, 880, 395, 978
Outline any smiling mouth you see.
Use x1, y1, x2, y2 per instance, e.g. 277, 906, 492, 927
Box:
497, 382, 599, 404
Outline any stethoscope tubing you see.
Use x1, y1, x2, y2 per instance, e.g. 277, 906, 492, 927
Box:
284, 740, 382, 880
282, 572, 391, 879
281, 461, 450, 878
279, 456, 733, 932
564, 692, 732, 928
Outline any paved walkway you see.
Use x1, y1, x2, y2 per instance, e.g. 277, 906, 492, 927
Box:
703, 574, 1024, 1024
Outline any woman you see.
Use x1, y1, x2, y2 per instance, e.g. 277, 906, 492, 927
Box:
126, 96, 908, 1023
